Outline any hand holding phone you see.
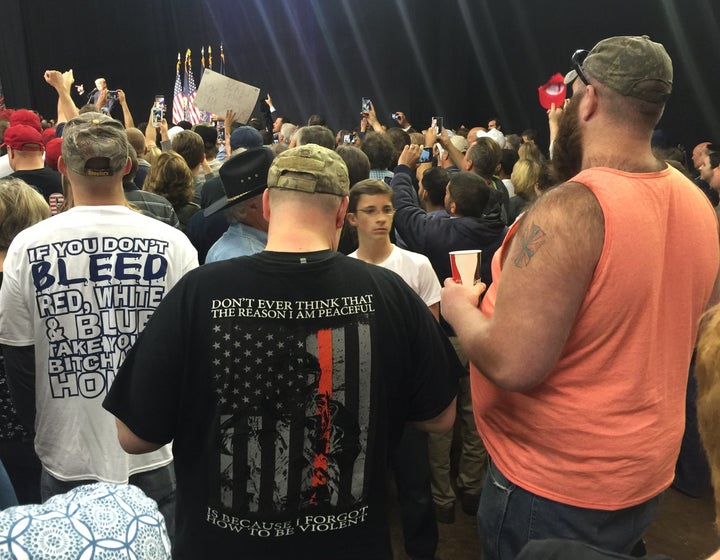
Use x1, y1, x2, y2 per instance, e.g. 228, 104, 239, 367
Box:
361, 97, 371, 114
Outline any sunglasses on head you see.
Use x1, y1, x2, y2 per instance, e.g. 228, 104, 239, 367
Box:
571, 49, 590, 86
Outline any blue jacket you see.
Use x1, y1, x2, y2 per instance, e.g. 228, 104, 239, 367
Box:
390, 165, 507, 284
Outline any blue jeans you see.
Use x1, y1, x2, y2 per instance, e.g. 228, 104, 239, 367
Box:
478, 461, 660, 560
0, 460, 18, 509
41, 464, 176, 541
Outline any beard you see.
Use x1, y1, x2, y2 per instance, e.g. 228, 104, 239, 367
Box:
552, 94, 584, 183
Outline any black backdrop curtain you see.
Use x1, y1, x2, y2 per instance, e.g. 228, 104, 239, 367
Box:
1, 0, 718, 151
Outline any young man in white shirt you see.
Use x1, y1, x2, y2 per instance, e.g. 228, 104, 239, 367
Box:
347, 178, 441, 559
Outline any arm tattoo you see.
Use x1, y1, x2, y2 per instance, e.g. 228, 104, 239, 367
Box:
513, 223, 547, 268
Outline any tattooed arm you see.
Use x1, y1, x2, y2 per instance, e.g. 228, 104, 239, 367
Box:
441, 182, 604, 391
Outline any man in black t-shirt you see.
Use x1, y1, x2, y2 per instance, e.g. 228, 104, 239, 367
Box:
104, 144, 460, 559
4, 124, 63, 204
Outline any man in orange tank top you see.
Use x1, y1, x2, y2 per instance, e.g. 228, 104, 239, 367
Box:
441, 35, 720, 559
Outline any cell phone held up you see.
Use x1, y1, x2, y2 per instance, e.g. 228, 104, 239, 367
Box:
152, 95, 165, 128
151, 107, 163, 128
432, 116, 444, 135
107, 90, 119, 101
419, 147, 433, 164
361, 97, 371, 114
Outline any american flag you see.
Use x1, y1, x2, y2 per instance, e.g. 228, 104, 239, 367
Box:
198, 46, 212, 123
183, 49, 203, 125
171, 53, 183, 125
209, 318, 373, 516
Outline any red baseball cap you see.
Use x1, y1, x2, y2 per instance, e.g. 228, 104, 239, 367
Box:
44, 137, 63, 170
538, 73, 567, 110
42, 127, 58, 145
2, 125, 45, 151
9, 109, 42, 132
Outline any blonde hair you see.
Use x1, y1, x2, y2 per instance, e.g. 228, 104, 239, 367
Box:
143, 150, 194, 207
0, 177, 51, 250
696, 305, 720, 530
510, 159, 541, 201
518, 142, 543, 163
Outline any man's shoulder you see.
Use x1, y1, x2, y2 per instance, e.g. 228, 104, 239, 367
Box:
11, 167, 61, 183
125, 189, 172, 206
391, 245, 433, 268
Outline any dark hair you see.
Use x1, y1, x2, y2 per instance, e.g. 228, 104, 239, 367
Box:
247, 117, 264, 131
176, 120, 192, 130
348, 179, 393, 213
447, 172, 489, 218
499, 149, 519, 176
171, 130, 205, 169
307, 114, 326, 127
385, 128, 411, 165
361, 132, 394, 170
295, 125, 335, 149
466, 137, 502, 178
336, 145, 371, 188
537, 161, 557, 193
421, 167, 450, 206
709, 151, 720, 171
521, 129, 537, 142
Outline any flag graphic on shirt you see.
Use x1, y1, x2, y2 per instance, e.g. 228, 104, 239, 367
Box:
171, 53, 183, 125
209, 319, 372, 515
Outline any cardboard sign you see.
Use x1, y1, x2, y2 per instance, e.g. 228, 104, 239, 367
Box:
194, 69, 260, 124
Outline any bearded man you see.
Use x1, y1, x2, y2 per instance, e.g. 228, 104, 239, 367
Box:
441, 35, 720, 559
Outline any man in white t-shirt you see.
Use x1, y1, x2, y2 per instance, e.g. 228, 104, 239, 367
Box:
347, 178, 441, 560
0, 112, 198, 537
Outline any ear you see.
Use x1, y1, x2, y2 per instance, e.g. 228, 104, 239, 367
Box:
57, 155, 68, 176
122, 156, 132, 175
336, 196, 349, 229
262, 189, 271, 222
450, 201, 457, 215
579, 85, 598, 122
463, 158, 473, 172
419, 189, 429, 202
346, 211, 358, 227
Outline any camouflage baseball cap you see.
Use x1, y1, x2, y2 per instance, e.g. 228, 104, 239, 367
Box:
61, 112, 129, 177
565, 35, 672, 103
267, 144, 349, 196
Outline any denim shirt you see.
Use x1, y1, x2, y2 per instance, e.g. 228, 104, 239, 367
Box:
205, 223, 268, 263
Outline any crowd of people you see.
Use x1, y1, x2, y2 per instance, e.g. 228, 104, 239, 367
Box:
0, 34, 719, 559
